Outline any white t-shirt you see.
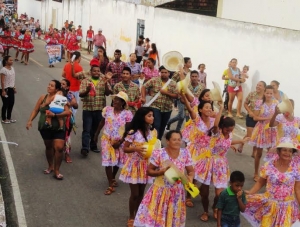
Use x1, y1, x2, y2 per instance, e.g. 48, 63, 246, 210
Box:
135, 45, 145, 57
0, 67, 15, 89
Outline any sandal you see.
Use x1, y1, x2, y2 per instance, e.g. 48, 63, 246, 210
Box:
104, 186, 115, 195
185, 198, 194, 207
127, 219, 134, 227
200, 212, 209, 222
253, 175, 259, 182
53, 173, 64, 180
112, 179, 118, 187
65, 154, 72, 163
43, 169, 53, 174
213, 208, 218, 219
236, 114, 243, 119
237, 144, 243, 153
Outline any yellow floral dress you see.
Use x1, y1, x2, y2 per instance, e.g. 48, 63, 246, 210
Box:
242, 160, 300, 227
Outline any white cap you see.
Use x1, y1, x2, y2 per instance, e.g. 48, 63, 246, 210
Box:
98, 28, 102, 32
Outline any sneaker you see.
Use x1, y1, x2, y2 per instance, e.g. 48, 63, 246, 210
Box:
165, 124, 170, 131
234, 86, 239, 91
1, 120, 10, 124
9, 119, 17, 123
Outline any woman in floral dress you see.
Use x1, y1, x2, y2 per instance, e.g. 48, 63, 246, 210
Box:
134, 130, 194, 227
119, 107, 157, 227
194, 102, 249, 222
243, 137, 300, 227
249, 85, 278, 182
265, 99, 300, 161
94, 92, 133, 195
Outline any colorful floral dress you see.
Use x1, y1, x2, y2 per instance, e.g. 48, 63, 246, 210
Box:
194, 132, 231, 188
182, 115, 214, 161
100, 106, 133, 167
119, 129, 157, 184
264, 115, 300, 162
134, 148, 193, 227
242, 160, 300, 227
249, 99, 278, 148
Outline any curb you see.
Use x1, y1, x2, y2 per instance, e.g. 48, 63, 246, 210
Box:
0, 185, 6, 227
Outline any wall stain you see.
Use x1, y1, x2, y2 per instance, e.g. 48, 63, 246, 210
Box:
120, 29, 132, 42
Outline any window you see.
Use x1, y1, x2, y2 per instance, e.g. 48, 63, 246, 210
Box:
53, 0, 62, 2
136, 19, 145, 43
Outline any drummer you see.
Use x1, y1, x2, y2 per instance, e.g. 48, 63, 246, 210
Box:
119, 107, 158, 227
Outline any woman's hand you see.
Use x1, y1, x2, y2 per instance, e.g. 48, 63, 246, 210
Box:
26, 121, 32, 130
274, 106, 281, 116
1, 90, 6, 97
230, 145, 237, 153
244, 190, 251, 195
158, 166, 170, 176
14, 88, 16, 94
248, 111, 254, 117
112, 140, 121, 149
242, 137, 250, 144
135, 146, 146, 155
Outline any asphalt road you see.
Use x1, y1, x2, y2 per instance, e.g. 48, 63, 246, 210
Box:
0, 40, 258, 227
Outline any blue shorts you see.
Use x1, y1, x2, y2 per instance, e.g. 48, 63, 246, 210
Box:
221, 214, 240, 227
246, 114, 257, 128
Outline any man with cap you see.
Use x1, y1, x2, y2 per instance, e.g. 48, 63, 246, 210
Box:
93, 28, 106, 57
141, 66, 178, 140
113, 66, 141, 114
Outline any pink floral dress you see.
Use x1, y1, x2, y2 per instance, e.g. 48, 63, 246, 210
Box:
134, 148, 193, 227
265, 114, 300, 162
182, 115, 215, 161
119, 129, 157, 184
242, 159, 300, 227
249, 99, 278, 148
100, 107, 133, 167
194, 132, 232, 188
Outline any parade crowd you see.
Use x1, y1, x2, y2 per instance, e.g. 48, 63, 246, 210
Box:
0, 15, 300, 227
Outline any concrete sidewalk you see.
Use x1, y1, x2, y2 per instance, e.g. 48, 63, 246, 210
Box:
0, 185, 5, 227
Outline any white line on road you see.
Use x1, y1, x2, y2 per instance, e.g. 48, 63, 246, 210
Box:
29, 57, 43, 67
0, 124, 27, 227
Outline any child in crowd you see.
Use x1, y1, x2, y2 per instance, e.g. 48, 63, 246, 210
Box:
198, 63, 207, 87
216, 171, 247, 227
234, 65, 249, 91
45, 90, 68, 130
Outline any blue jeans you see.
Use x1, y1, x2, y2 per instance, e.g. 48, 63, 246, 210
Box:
167, 101, 185, 130
221, 214, 240, 227
82, 110, 102, 151
31, 29, 35, 39
152, 108, 172, 140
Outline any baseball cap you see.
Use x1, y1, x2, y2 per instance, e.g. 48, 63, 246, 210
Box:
98, 28, 102, 32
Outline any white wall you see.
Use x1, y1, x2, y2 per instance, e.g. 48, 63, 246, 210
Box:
220, 0, 300, 30
152, 8, 300, 115
39, 0, 300, 116
18, 0, 42, 21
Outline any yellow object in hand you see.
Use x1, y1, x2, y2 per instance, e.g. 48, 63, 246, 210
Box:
184, 182, 200, 198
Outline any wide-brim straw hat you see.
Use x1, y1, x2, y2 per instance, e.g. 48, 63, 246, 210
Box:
162, 51, 184, 72
111, 91, 129, 103
210, 81, 223, 102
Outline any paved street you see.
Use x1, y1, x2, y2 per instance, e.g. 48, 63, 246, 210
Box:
0, 40, 259, 227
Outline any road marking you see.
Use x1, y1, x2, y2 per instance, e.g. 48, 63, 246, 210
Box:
0, 124, 27, 227
29, 57, 43, 67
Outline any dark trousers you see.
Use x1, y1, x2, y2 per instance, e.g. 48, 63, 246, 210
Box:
152, 108, 172, 140
223, 85, 229, 110
0, 88, 15, 121
81, 110, 102, 151
136, 56, 143, 63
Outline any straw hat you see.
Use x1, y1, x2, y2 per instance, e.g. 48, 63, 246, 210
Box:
276, 137, 298, 150
210, 81, 223, 102
277, 98, 293, 116
176, 72, 193, 97
111, 91, 128, 103
162, 51, 184, 72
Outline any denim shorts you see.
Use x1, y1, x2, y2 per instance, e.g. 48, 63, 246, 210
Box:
221, 214, 240, 227
246, 114, 257, 128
